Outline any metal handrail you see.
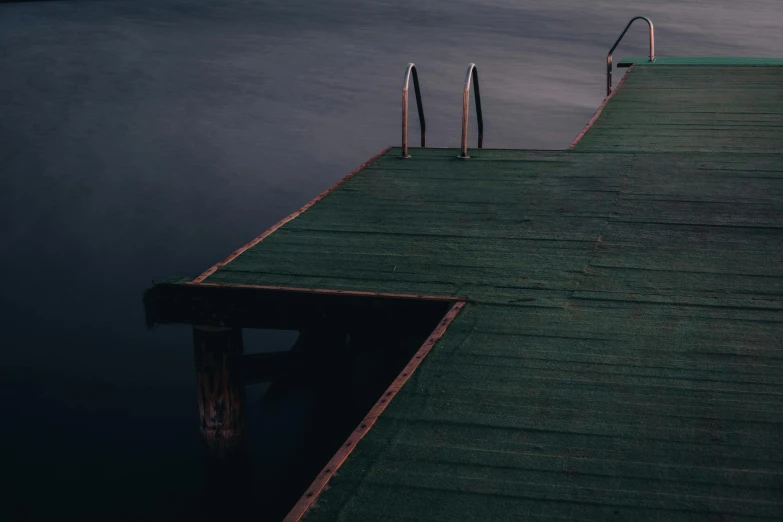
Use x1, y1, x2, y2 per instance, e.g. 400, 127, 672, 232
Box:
606, 16, 655, 96
401, 63, 426, 158
457, 63, 483, 159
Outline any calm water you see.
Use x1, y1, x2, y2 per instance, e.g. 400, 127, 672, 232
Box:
2, 0, 782, 517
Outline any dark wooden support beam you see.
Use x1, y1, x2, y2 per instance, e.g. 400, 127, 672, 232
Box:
145, 282, 454, 334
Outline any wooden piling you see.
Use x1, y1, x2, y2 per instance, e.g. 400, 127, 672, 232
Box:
192, 326, 246, 458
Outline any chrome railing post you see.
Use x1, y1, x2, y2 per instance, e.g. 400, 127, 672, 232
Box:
606, 16, 655, 96
457, 63, 484, 160
401, 63, 426, 159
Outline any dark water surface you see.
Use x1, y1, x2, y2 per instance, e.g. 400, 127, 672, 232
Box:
2, 0, 782, 518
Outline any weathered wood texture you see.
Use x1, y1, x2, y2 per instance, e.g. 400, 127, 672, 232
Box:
193, 326, 246, 458
148, 64, 783, 520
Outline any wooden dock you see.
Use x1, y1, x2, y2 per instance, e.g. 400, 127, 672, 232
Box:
145, 59, 783, 520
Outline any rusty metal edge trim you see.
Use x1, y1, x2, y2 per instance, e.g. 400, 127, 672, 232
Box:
282, 300, 467, 522
193, 281, 465, 302
189, 146, 394, 284
568, 64, 635, 149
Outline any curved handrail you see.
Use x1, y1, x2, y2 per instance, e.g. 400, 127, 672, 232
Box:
401, 63, 426, 158
607, 16, 655, 96
457, 63, 483, 159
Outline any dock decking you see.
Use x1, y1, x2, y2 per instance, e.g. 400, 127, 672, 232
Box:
146, 60, 783, 520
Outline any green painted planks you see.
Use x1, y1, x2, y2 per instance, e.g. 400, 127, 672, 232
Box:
575, 66, 783, 153
208, 149, 630, 298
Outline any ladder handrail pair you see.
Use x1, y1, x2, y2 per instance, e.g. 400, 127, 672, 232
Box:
401, 16, 655, 158
401, 63, 483, 159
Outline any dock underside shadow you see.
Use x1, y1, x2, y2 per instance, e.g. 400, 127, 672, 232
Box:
144, 283, 463, 520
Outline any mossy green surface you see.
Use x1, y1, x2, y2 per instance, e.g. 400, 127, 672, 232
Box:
197, 66, 783, 520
